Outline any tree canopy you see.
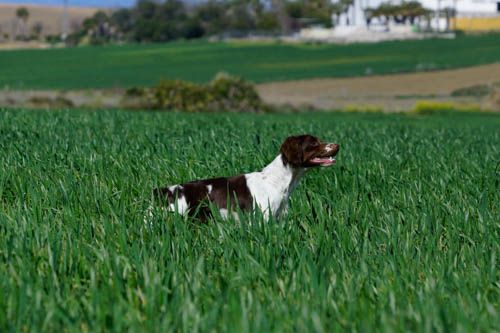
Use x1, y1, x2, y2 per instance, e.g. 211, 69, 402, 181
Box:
70, 0, 337, 45
16, 7, 30, 21
366, 2, 431, 24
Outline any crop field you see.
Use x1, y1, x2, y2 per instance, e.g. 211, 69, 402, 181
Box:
1, 33, 500, 90
0, 109, 498, 332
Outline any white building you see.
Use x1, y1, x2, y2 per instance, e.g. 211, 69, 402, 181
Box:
333, 0, 500, 29
299, 0, 499, 41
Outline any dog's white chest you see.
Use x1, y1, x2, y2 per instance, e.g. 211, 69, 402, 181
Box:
245, 155, 304, 219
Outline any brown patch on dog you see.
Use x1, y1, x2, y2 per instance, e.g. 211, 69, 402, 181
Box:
280, 136, 306, 166
153, 175, 253, 220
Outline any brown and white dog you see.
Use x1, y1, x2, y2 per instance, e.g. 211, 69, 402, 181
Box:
150, 134, 339, 221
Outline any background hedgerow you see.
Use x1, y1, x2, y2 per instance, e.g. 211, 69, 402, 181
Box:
127, 73, 266, 112
0, 109, 498, 332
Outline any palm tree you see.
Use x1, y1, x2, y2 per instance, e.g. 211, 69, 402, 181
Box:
32, 22, 44, 40
16, 7, 30, 39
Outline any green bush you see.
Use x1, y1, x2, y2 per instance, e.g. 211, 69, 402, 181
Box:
209, 72, 264, 113
28, 96, 74, 108
451, 84, 492, 97
150, 73, 267, 112
411, 101, 484, 114
153, 79, 210, 112
124, 86, 147, 97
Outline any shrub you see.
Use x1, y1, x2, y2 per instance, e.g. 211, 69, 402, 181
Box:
487, 85, 500, 111
411, 101, 484, 114
152, 80, 211, 112
125, 87, 147, 97
451, 84, 491, 97
149, 73, 266, 113
209, 72, 264, 113
28, 96, 74, 108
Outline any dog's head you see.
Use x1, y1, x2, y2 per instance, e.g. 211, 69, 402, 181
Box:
280, 134, 339, 168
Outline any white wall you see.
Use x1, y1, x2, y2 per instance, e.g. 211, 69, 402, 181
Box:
332, 0, 500, 17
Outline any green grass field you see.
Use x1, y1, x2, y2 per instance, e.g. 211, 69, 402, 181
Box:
0, 109, 498, 332
1, 34, 500, 90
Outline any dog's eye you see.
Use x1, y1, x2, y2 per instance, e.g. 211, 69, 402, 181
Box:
306, 142, 319, 150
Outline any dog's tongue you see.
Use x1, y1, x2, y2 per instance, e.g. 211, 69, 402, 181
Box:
311, 157, 335, 166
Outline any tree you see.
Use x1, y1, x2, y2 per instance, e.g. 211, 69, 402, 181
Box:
366, 1, 430, 26
193, 1, 230, 36
303, 0, 335, 27
271, 0, 292, 34
284, 0, 335, 30
227, 1, 257, 32
16, 7, 29, 21
16, 7, 29, 39
130, 0, 189, 42
32, 22, 44, 39
82, 11, 112, 44
442, 7, 456, 31
110, 8, 133, 38
72, 0, 298, 44
255, 11, 279, 31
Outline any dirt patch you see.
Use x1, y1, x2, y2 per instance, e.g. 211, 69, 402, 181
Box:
256, 63, 500, 111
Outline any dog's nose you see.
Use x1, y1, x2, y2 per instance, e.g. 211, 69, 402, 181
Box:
331, 143, 340, 152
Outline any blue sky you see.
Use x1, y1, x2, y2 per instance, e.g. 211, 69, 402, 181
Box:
2, 0, 136, 7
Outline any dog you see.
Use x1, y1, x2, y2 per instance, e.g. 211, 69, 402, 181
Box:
150, 134, 339, 221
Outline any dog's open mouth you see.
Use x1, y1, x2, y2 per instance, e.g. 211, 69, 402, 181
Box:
309, 156, 336, 167
309, 148, 338, 167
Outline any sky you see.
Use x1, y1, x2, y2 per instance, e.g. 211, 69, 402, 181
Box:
1, 0, 136, 7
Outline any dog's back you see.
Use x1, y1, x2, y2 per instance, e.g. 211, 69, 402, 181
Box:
152, 175, 253, 220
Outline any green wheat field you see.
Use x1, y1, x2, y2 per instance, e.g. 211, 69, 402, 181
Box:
1, 33, 499, 89
0, 109, 498, 332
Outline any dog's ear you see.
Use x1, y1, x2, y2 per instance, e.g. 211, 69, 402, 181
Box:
280, 136, 303, 166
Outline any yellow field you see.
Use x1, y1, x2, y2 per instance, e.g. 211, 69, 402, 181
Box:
453, 16, 500, 31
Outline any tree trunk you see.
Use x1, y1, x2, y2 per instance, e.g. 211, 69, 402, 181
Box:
271, 0, 290, 35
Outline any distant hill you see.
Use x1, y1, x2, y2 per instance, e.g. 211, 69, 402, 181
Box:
0, 3, 99, 39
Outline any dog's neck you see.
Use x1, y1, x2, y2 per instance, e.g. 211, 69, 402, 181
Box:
260, 154, 306, 197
